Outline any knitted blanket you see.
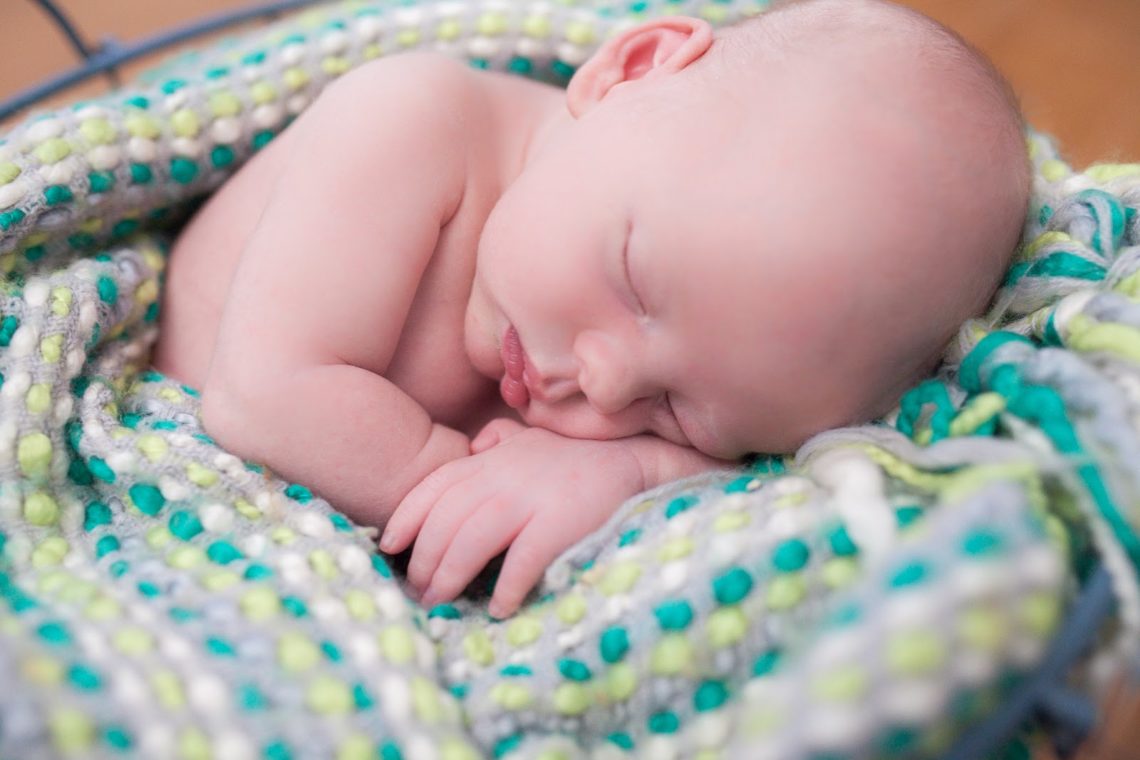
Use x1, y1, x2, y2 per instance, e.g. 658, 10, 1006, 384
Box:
0, 1, 1137, 758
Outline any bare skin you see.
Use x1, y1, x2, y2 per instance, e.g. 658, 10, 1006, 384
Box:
153, 3, 1029, 617
155, 49, 728, 615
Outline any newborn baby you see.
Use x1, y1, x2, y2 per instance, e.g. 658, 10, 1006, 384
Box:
152, 0, 1030, 617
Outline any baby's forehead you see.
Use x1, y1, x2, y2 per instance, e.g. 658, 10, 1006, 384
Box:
706, 1, 968, 95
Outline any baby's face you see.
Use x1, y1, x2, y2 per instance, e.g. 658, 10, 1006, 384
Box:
469, 76, 888, 456
465, 22, 1018, 457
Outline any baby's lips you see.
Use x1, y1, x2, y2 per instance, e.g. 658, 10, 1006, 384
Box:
500, 373, 529, 409
502, 325, 526, 380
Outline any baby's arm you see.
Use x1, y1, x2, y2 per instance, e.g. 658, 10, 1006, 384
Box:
201, 56, 472, 525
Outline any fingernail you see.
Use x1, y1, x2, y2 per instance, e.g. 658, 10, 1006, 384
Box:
378, 532, 395, 552
419, 586, 437, 608
487, 601, 505, 619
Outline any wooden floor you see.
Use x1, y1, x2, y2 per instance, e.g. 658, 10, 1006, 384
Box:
1, 1, 1139, 758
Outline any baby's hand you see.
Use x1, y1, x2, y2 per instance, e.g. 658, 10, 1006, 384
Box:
378, 420, 646, 618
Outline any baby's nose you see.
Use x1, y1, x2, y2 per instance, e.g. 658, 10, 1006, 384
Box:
574, 331, 648, 416
530, 375, 579, 404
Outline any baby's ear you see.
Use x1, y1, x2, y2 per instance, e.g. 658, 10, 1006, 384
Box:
566, 17, 714, 117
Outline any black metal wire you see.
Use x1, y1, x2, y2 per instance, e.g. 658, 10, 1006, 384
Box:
32, 0, 100, 62
1, 0, 321, 123
945, 563, 1115, 759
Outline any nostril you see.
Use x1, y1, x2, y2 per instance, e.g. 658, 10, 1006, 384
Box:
531, 374, 579, 404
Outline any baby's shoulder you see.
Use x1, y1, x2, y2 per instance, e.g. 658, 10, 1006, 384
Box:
321, 52, 483, 122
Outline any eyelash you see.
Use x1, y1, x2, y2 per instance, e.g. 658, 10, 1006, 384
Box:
622, 223, 647, 315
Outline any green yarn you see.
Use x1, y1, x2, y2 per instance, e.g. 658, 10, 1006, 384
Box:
653, 599, 694, 630
962, 529, 1004, 557
693, 680, 729, 711
210, 145, 236, 168
170, 158, 199, 184
0, 208, 26, 231
67, 664, 103, 690
664, 494, 697, 518
206, 637, 236, 656
558, 658, 592, 681
128, 483, 165, 515
1077, 188, 1127, 253
128, 163, 152, 184
168, 511, 203, 540
897, 379, 955, 442
83, 502, 112, 531
97, 276, 118, 304
599, 626, 630, 663
243, 564, 273, 580
895, 506, 924, 529
493, 734, 522, 758
428, 603, 461, 619
36, 621, 72, 645
1025, 251, 1105, 281
772, 538, 810, 572
958, 331, 1032, 393
238, 684, 268, 711
285, 484, 313, 503
712, 566, 753, 604
94, 535, 120, 559
103, 726, 132, 751
379, 741, 404, 760
647, 711, 680, 734
607, 733, 634, 750
0, 315, 19, 346
206, 541, 242, 564
44, 185, 73, 205
888, 561, 930, 589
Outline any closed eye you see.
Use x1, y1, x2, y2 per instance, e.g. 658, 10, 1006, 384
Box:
622, 220, 647, 315
661, 391, 686, 439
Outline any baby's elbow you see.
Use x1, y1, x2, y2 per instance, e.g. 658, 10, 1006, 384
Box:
200, 383, 259, 460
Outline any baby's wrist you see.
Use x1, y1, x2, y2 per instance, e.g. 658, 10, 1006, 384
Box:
619, 435, 735, 490
423, 423, 470, 467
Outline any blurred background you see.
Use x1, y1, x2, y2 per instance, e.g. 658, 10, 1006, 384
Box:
1, 0, 1139, 165
1, 1, 1138, 758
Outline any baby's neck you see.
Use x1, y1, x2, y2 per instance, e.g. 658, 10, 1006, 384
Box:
474, 68, 572, 188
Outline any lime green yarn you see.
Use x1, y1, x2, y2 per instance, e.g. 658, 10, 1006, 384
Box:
24, 491, 60, 526
18, 433, 52, 479
34, 138, 71, 164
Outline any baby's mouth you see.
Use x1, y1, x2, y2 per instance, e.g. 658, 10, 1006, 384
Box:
500, 325, 530, 409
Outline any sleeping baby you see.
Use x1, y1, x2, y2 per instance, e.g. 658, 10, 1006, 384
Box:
151, 0, 1031, 618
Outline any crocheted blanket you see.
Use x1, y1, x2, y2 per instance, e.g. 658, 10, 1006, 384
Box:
0, 1, 1137, 758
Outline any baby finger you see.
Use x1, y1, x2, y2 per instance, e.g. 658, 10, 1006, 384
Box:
380, 455, 479, 554
421, 502, 523, 607
405, 480, 491, 593
487, 519, 564, 619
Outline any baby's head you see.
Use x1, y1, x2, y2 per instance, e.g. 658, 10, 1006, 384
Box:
468, 0, 1030, 457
